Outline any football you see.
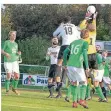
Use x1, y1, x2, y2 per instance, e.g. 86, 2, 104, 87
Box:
87, 5, 96, 14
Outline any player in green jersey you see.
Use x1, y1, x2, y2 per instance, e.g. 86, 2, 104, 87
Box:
92, 51, 107, 102
63, 30, 89, 109
100, 50, 111, 101
2, 31, 21, 95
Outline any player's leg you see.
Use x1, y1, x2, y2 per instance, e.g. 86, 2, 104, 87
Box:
83, 60, 91, 100
76, 68, 88, 109
86, 78, 92, 100
85, 55, 95, 100
4, 62, 12, 94
61, 68, 67, 85
67, 66, 78, 108
10, 74, 15, 88
71, 81, 78, 108
61, 46, 70, 85
55, 46, 64, 81
65, 80, 72, 102
55, 53, 63, 98
55, 76, 62, 98
99, 81, 107, 100
102, 77, 111, 100
55, 45, 69, 93
56, 70, 68, 94
94, 70, 107, 102
55, 47, 63, 94
55, 59, 63, 91
47, 65, 56, 98
77, 84, 80, 102
12, 61, 20, 95
47, 78, 54, 98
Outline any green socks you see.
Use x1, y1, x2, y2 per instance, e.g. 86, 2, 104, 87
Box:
5, 80, 10, 91
5, 79, 19, 91
11, 79, 15, 87
77, 85, 80, 101
86, 84, 91, 98
80, 85, 87, 100
66, 85, 72, 98
95, 86, 105, 99
12, 79, 19, 89
71, 85, 78, 102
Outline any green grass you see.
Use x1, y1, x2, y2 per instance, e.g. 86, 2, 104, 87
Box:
1, 89, 111, 111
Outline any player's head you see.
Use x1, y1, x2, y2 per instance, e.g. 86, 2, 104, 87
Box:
96, 45, 101, 53
63, 16, 71, 24
81, 29, 89, 39
52, 37, 58, 45
87, 23, 96, 32
9, 31, 17, 41
102, 50, 108, 57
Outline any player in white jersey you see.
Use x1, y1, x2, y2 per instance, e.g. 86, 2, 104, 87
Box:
53, 16, 80, 98
46, 37, 60, 98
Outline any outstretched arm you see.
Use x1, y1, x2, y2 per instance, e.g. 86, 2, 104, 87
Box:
53, 25, 62, 38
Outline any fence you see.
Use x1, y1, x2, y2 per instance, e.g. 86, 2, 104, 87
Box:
1, 63, 50, 90
1, 63, 111, 95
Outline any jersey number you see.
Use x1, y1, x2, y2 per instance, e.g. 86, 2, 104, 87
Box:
64, 27, 72, 35
89, 38, 93, 45
71, 45, 80, 55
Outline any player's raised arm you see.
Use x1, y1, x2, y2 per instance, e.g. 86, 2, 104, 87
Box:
53, 24, 63, 38
79, 20, 87, 30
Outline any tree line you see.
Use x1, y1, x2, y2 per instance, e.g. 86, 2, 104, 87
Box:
1, 4, 111, 65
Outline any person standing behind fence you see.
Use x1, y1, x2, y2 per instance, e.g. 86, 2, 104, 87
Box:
2, 31, 21, 95
46, 37, 60, 98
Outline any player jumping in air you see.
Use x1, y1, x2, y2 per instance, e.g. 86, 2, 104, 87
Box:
63, 30, 89, 109
79, 8, 98, 100
53, 16, 80, 98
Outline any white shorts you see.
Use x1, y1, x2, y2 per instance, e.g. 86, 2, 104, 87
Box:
103, 77, 111, 85
4, 61, 19, 74
67, 66, 87, 83
94, 70, 104, 82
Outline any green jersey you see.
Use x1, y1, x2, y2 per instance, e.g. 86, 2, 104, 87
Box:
63, 39, 89, 68
96, 53, 104, 70
3, 40, 18, 62
103, 57, 110, 77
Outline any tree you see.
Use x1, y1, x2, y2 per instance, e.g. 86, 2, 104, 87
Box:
1, 5, 12, 40
2, 4, 87, 39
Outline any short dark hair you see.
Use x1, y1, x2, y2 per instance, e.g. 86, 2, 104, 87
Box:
63, 16, 71, 23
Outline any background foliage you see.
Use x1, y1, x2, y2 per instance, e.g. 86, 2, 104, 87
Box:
1, 4, 111, 65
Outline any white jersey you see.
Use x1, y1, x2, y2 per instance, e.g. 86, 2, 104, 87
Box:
53, 23, 80, 46
47, 46, 60, 64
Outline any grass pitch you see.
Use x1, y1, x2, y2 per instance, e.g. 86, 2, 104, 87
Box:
1, 89, 111, 111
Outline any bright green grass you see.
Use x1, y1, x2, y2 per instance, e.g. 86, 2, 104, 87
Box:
1, 89, 111, 111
